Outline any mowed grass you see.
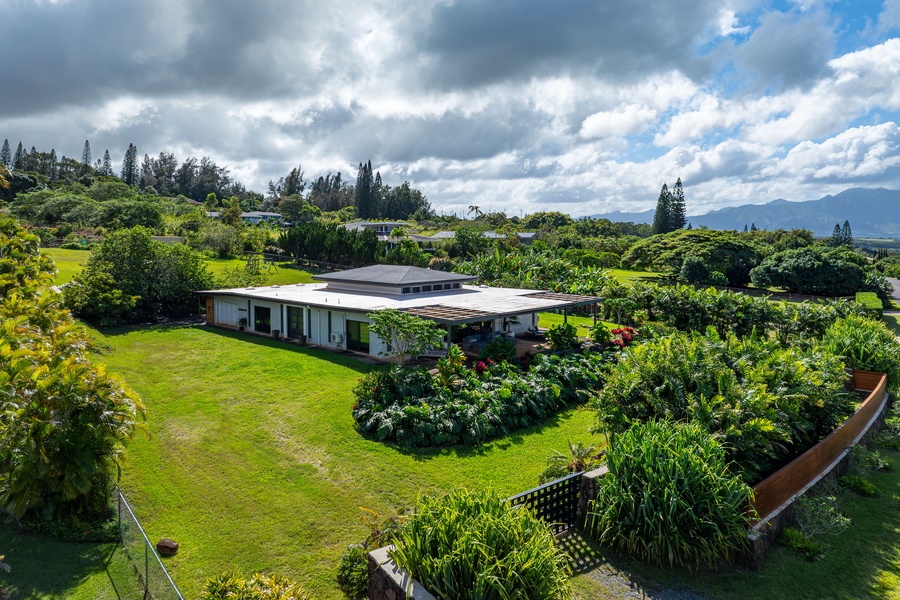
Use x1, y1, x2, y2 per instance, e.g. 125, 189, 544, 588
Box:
538, 312, 618, 338
608, 268, 657, 285
42, 247, 316, 286
0, 529, 143, 600
43, 247, 92, 284
92, 324, 599, 599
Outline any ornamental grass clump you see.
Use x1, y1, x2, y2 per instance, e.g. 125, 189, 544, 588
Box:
390, 489, 571, 600
589, 420, 754, 569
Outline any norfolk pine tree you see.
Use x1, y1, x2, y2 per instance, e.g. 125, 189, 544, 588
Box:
121, 143, 139, 186
670, 177, 687, 229
0, 139, 10, 168
80, 140, 92, 175
652, 183, 672, 235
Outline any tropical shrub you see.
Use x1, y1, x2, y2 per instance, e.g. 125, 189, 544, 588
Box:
335, 506, 405, 598
201, 572, 312, 600
822, 315, 900, 392
602, 281, 871, 345
353, 353, 608, 447
589, 323, 611, 344
750, 246, 867, 296
780, 527, 824, 560
478, 338, 517, 362
66, 226, 215, 324
594, 329, 855, 482
336, 545, 369, 599
391, 489, 571, 599
589, 420, 753, 569
546, 322, 578, 350
0, 217, 146, 520
538, 441, 604, 484
792, 495, 851, 539
839, 474, 879, 497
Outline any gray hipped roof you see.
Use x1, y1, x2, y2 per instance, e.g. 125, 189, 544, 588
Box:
312, 265, 477, 287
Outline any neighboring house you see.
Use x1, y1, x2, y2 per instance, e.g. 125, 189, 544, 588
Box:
199, 264, 599, 359
342, 221, 433, 242
430, 230, 537, 242
207, 211, 284, 224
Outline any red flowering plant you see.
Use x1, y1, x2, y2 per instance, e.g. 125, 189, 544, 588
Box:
610, 326, 637, 350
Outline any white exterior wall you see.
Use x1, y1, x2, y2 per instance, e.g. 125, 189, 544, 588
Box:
214, 298, 241, 327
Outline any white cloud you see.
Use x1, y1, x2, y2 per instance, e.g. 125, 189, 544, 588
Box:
580, 104, 658, 139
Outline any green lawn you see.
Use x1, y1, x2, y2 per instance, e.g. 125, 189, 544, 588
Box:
538, 312, 618, 338
88, 324, 599, 599
0, 529, 143, 600
42, 248, 316, 287
43, 247, 92, 284
607, 268, 658, 285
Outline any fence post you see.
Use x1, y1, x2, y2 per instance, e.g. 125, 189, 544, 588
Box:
146, 542, 151, 600
576, 466, 608, 531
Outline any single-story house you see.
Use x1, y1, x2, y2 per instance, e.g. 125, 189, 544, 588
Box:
430, 230, 537, 242
207, 211, 284, 225
199, 265, 600, 359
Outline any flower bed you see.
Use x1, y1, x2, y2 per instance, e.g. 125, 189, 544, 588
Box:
352, 352, 610, 447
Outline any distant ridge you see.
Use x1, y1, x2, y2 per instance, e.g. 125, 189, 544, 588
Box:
591, 188, 900, 238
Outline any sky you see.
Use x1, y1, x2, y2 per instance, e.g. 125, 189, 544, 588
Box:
1, 0, 900, 218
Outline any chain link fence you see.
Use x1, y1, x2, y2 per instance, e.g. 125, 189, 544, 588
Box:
113, 485, 185, 600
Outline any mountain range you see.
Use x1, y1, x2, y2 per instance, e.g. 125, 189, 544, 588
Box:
592, 188, 900, 238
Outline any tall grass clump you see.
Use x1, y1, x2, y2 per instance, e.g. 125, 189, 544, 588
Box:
822, 315, 900, 392
589, 420, 754, 569
390, 489, 571, 599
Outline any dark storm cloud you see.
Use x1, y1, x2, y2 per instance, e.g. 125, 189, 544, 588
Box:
414, 0, 722, 89
0, 0, 348, 117
732, 11, 835, 92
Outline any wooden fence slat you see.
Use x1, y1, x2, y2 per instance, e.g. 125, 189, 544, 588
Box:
751, 371, 887, 522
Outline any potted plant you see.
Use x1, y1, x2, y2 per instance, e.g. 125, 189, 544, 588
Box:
238, 317, 247, 331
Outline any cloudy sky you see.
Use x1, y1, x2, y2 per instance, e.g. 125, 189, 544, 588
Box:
2, 0, 900, 217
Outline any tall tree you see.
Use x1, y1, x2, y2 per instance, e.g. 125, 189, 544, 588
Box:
121, 143, 139, 186
651, 183, 672, 235
80, 140, 92, 175
355, 160, 374, 219
840, 220, 852, 246
669, 177, 686, 229
100, 150, 113, 176
0, 139, 10, 168
830, 223, 842, 247
12, 142, 24, 170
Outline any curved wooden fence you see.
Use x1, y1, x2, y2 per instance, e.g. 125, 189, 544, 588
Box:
751, 370, 888, 522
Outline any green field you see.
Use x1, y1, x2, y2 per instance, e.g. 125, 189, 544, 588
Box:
42, 248, 316, 287
88, 324, 599, 598
43, 247, 92, 284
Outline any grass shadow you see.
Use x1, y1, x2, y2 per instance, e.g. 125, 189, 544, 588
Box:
0, 525, 142, 600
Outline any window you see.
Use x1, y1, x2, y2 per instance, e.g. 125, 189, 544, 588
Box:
453, 283, 461, 289
287, 306, 303, 338
327, 311, 332, 338
422, 285, 432, 292
402, 287, 411, 294
254, 306, 271, 334
412, 287, 421, 293
347, 321, 370, 353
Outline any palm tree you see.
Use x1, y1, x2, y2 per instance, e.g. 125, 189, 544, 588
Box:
467, 205, 482, 219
